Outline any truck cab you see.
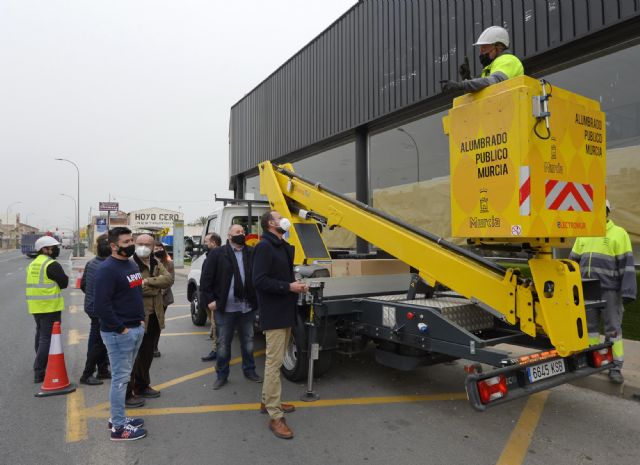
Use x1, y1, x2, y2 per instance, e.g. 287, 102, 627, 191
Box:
187, 198, 269, 325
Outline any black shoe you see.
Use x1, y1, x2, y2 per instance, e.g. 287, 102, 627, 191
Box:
96, 371, 112, 380
125, 396, 146, 408
244, 371, 263, 383
153, 350, 161, 358
212, 378, 228, 390
201, 351, 217, 362
80, 376, 104, 386
137, 387, 161, 398
608, 370, 624, 385
34, 373, 45, 384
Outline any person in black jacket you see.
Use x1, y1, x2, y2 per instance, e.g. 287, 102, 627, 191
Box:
78, 233, 111, 385
200, 225, 261, 390
200, 232, 222, 361
252, 211, 307, 440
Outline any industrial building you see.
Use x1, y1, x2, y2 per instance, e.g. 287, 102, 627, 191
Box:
229, 0, 640, 254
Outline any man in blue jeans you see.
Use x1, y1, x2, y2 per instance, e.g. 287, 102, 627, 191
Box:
95, 227, 147, 441
200, 224, 261, 390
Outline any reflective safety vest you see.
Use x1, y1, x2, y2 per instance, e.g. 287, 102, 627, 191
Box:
25, 254, 65, 314
481, 53, 524, 79
569, 220, 637, 300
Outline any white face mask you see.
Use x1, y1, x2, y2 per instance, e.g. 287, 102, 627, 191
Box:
135, 245, 152, 258
278, 217, 291, 232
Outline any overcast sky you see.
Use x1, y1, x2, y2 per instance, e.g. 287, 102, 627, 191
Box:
0, 0, 355, 233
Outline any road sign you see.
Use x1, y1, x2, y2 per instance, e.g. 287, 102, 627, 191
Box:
99, 202, 119, 212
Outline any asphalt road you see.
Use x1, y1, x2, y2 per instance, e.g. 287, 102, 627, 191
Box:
2, 249, 640, 465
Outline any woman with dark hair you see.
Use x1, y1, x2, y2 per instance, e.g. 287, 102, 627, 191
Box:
152, 241, 174, 357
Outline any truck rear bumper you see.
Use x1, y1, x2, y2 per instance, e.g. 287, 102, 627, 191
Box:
465, 342, 614, 411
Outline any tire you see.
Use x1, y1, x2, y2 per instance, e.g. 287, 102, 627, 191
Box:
191, 290, 207, 326
281, 314, 333, 382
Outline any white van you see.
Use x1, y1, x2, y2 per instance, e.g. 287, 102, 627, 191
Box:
187, 198, 270, 325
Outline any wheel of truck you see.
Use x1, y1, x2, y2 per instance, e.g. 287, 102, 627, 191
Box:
190, 291, 207, 326
281, 314, 332, 382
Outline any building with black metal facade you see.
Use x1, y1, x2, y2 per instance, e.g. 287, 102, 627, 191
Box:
229, 0, 640, 251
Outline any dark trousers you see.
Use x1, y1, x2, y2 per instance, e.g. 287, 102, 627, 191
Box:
33, 311, 62, 376
127, 313, 161, 395
82, 316, 109, 378
215, 309, 256, 380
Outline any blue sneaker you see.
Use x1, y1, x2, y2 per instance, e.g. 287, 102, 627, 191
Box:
108, 417, 144, 429
110, 424, 147, 441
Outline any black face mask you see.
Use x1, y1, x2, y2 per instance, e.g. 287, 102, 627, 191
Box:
230, 234, 246, 246
117, 244, 136, 258
97, 243, 112, 258
49, 246, 60, 259
154, 250, 167, 259
479, 52, 493, 67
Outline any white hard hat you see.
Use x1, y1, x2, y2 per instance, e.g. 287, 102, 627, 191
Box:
473, 26, 510, 48
606, 199, 611, 211
35, 236, 60, 251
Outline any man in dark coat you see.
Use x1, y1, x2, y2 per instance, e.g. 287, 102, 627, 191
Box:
200, 225, 261, 389
79, 233, 112, 385
252, 211, 307, 440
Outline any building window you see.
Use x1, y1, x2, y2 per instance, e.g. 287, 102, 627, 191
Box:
293, 142, 356, 249
244, 175, 266, 201
293, 142, 356, 194
369, 110, 452, 239
543, 43, 640, 251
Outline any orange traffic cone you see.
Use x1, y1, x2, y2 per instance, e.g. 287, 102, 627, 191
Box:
75, 269, 83, 289
35, 322, 76, 397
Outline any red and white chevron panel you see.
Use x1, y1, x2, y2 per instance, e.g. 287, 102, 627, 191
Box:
519, 166, 531, 216
545, 180, 593, 212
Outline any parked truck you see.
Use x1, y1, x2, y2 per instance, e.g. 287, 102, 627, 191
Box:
21, 233, 44, 258
251, 76, 613, 410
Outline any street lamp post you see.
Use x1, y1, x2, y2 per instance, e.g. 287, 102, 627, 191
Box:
60, 194, 78, 245
397, 128, 420, 183
55, 158, 80, 256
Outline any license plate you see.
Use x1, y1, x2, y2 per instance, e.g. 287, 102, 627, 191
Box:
526, 359, 566, 383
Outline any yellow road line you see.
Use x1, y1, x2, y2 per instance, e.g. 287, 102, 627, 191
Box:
165, 314, 191, 322
87, 393, 467, 419
70, 349, 462, 442
495, 391, 550, 465
161, 331, 209, 337
83, 351, 266, 416
68, 329, 85, 346
66, 389, 87, 443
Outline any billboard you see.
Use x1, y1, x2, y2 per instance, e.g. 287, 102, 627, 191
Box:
128, 208, 183, 230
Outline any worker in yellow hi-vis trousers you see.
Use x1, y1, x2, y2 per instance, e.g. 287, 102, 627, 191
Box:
26, 236, 69, 383
569, 200, 637, 385
440, 25, 524, 93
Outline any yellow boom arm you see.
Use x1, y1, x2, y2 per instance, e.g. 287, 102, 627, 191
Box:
259, 162, 589, 356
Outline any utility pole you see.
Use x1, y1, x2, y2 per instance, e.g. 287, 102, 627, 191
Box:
55, 158, 80, 256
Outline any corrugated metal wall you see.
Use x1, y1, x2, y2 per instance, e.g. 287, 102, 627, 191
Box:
230, 0, 640, 177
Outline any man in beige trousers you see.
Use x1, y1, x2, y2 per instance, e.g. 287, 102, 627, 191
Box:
252, 211, 307, 439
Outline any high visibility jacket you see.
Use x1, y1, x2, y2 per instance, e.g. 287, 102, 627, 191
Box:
569, 220, 637, 301
481, 53, 524, 79
25, 255, 65, 314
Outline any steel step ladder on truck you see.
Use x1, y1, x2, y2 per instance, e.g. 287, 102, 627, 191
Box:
256, 75, 613, 410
